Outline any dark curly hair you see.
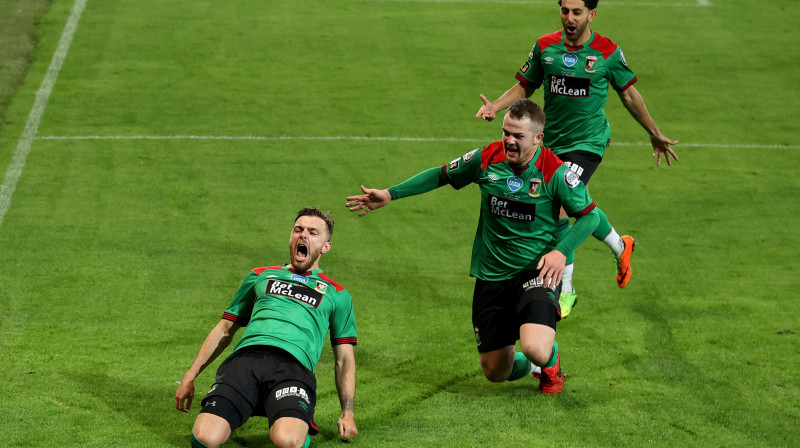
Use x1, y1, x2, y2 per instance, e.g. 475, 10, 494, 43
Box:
558, 0, 598, 10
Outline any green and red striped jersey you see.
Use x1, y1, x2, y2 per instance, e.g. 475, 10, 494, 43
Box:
222, 265, 357, 373
444, 142, 596, 281
516, 30, 637, 157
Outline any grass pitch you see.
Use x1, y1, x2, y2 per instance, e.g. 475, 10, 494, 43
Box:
0, 0, 798, 447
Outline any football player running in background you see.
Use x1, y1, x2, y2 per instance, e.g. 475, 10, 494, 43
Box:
348, 99, 598, 394
476, 0, 678, 317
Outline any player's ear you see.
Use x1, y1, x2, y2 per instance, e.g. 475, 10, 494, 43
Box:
320, 241, 332, 254
588, 9, 597, 22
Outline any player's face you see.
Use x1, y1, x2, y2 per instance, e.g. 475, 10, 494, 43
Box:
289, 215, 331, 272
502, 115, 544, 166
560, 0, 596, 45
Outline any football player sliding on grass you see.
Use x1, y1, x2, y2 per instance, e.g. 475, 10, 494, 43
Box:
347, 99, 598, 394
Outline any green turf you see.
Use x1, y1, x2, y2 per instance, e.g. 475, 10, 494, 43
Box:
0, 0, 798, 447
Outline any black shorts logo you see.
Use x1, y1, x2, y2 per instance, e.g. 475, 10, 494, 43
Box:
275, 386, 310, 404
549, 75, 590, 97
266, 280, 323, 308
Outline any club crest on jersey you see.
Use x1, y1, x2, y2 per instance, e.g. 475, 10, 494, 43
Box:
564, 169, 581, 188
463, 148, 479, 163
529, 177, 542, 197
563, 53, 579, 67
448, 158, 460, 171
507, 177, 523, 192
314, 281, 328, 294
585, 56, 597, 73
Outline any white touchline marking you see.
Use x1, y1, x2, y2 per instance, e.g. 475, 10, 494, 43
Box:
0, 0, 89, 231
35, 135, 797, 150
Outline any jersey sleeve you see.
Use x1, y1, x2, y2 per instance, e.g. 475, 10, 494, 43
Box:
606, 47, 637, 91
222, 270, 260, 326
443, 146, 487, 189
329, 289, 357, 346
515, 42, 545, 89
388, 167, 448, 200
549, 166, 599, 255
550, 165, 596, 218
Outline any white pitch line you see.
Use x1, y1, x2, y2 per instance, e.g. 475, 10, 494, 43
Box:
356, 0, 711, 6
0, 0, 88, 231
34, 135, 799, 150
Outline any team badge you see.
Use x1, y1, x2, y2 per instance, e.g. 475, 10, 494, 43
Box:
507, 176, 523, 192
462, 148, 478, 163
315, 281, 328, 294
564, 169, 581, 188
585, 55, 597, 73
563, 53, 578, 67
448, 158, 460, 171
529, 177, 542, 197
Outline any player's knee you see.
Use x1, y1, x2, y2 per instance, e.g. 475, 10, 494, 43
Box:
270, 430, 307, 448
480, 359, 511, 382
520, 343, 551, 367
191, 430, 222, 448
192, 414, 231, 448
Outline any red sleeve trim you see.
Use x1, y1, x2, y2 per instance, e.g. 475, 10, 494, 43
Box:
533, 146, 565, 184
316, 272, 345, 292
222, 312, 238, 322
616, 76, 637, 92
252, 265, 282, 275
332, 337, 358, 346
480, 142, 507, 170
588, 32, 619, 59
538, 31, 562, 51
515, 72, 534, 87
569, 201, 597, 218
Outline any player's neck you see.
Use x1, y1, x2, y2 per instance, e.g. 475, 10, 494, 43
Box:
565, 29, 592, 48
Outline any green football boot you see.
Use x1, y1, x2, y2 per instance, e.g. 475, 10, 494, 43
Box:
559, 290, 578, 318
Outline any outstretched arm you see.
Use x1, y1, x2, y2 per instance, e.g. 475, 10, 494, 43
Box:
345, 185, 391, 217
333, 343, 358, 439
175, 319, 240, 412
476, 83, 535, 121
617, 85, 679, 166
346, 166, 449, 217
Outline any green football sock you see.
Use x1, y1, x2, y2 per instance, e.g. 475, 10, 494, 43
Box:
592, 207, 613, 240
191, 433, 216, 448
302, 434, 311, 448
543, 341, 560, 368
508, 352, 534, 381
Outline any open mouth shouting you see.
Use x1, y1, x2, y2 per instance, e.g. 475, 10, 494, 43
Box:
294, 241, 309, 264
